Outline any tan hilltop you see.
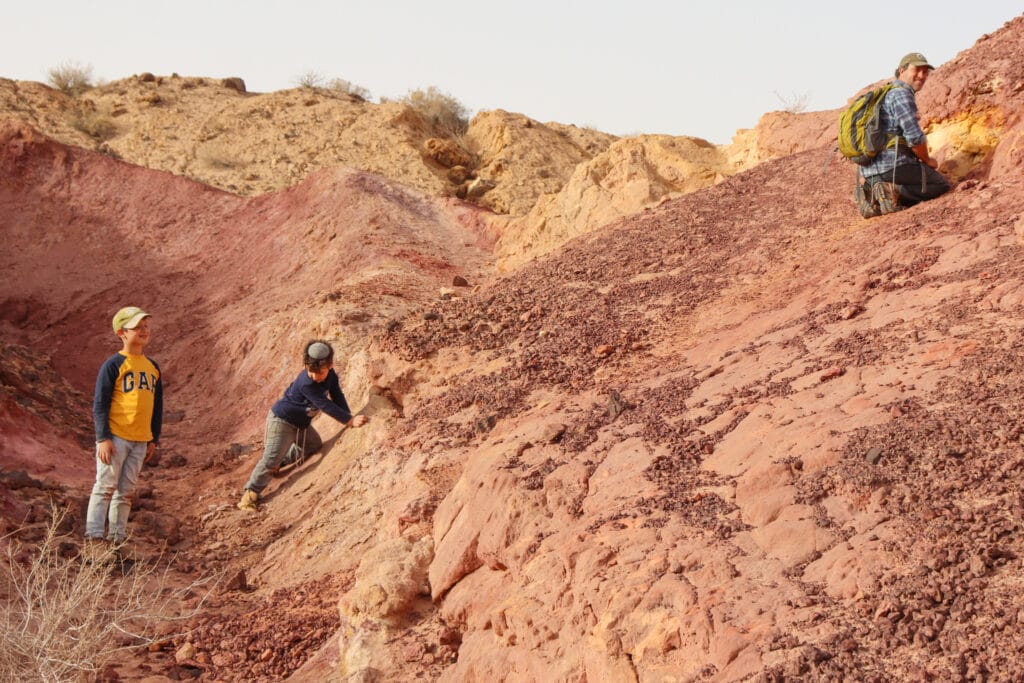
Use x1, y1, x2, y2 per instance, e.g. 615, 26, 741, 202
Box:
0, 72, 842, 269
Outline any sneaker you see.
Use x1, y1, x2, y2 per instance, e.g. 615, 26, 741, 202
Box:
854, 182, 880, 218
872, 181, 903, 215
237, 489, 259, 512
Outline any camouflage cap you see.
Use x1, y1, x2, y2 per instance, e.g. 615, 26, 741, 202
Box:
897, 52, 933, 72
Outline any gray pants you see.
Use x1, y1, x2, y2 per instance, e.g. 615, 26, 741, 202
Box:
244, 411, 322, 494
865, 162, 950, 207
85, 435, 146, 541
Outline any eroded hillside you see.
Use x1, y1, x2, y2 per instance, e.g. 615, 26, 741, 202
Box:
2, 12, 1024, 683
0, 73, 834, 272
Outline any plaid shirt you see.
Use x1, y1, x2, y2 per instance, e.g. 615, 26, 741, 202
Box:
860, 80, 928, 178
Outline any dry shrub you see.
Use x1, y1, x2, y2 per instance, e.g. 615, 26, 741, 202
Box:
0, 508, 214, 682
294, 71, 324, 89
70, 104, 117, 141
295, 72, 370, 100
401, 86, 470, 136
326, 78, 371, 101
774, 90, 810, 114
197, 141, 244, 170
48, 61, 94, 95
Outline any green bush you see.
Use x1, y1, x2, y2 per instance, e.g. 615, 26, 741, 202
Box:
48, 61, 94, 95
401, 86, 470, 136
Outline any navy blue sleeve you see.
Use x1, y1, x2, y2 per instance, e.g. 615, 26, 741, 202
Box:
92, 355, 123, 442
150, 358, 163, 443
300, 371, 352, 424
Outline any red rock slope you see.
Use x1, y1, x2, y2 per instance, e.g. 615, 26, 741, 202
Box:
344, 15, 1024, 681
1, 13, 1023, 683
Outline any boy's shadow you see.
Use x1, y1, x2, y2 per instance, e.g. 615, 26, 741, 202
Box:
259, 429, 346, 505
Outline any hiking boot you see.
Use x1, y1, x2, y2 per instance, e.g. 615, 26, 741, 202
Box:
872, 181, 903, 215
854, 182, 880, 218
237, 489, 259, 512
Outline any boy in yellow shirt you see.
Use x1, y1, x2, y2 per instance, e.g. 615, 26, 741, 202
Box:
87, 306, 163, 544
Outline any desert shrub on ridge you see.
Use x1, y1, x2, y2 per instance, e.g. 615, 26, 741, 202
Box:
400, 85, 470, 137
48, 61, 94, 95
327, 77, 371, 101
294, 70, 324, 89
294, 71, 371, 100
773, 89, 810, 114
70, 103, 117, 141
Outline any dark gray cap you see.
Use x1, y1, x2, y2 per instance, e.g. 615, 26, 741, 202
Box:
308, 342, 331, 360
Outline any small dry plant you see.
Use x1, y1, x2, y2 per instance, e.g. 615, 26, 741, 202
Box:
400, 85, 470, 137
48, 61, 94, 95
295, 72, 371, 100
197, 141, 244, 170
294, 70, 324, 89
70, 104, 117, 141
326, 77, 371, 101
0, 508, 215, 682
774, 89, 810, 114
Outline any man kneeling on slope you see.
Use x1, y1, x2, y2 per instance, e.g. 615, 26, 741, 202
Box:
857, 52, 951, 217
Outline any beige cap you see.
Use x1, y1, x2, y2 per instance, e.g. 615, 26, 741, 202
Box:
112, 306, 150, 332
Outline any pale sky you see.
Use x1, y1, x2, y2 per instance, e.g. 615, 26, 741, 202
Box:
3, 2, 1019, 143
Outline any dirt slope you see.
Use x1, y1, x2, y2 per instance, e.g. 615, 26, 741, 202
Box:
495, 133, 734, 270
370, 161, 1024, 680
0, 75, 832, 277
327, 14, 1024, 681
0, 115, 497, 678
2, 12, 1024, 683
0, 76, 457, 198
0, 77, 622, 216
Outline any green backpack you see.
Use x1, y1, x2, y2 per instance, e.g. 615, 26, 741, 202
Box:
837, 83, 908, 165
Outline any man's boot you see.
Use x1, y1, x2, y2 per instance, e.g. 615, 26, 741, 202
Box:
237, 489, 259, 512
854, 181, 880, 218
873, 181, 903, 215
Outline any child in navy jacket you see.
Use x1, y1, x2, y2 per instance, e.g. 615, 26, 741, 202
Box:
238, 340, 366, 512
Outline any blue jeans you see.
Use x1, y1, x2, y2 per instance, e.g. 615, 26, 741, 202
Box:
85, 435, 147, 541
244, 411, 322, 495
